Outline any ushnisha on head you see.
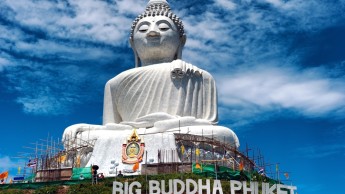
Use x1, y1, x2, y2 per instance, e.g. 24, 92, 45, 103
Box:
129, 0, 186, 67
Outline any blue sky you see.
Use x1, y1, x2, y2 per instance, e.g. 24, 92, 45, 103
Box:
0, 0, 344, 193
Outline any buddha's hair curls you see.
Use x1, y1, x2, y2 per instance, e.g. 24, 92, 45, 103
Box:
130, 2, 185, 38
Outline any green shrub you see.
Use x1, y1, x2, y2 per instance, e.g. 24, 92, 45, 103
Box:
67, 183, 112, 194
33, 186, 58, 194
0, 189, 29, 194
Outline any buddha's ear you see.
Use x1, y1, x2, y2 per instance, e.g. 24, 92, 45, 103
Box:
176, 34, 186, 59
129, 37, 141, 67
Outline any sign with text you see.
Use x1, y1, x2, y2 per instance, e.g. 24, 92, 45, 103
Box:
112, 179, 297, 194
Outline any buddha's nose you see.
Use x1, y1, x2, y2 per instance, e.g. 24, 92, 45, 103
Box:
147, 26, 160, 37
147, 30, 160, 37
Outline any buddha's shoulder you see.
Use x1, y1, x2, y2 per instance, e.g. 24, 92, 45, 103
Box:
106, 60, 213, 86
105, 66, 147, 86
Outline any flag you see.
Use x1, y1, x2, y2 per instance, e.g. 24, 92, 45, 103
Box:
239, 161, 244, 171
181, 145, 185, 154
27, 159, 37, 168
18, 167, 21, 175
284, 173, 289, 179
195, 148, 200, 156
76, 156, 81, 167
195, 161, 202, 169
276, 164, 279, 172
58, 154, 67, 163
0, 171, 8, 179
132, 162, 139, 172
258, 168, 264, 175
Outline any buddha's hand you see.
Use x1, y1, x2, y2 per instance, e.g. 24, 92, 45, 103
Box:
171, 59, 202, 79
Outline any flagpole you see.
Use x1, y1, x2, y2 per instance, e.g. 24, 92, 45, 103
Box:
276, 163, 280, 183
202, 129, 204, 173
35, 141, 38, 179
145, 150, 148, 194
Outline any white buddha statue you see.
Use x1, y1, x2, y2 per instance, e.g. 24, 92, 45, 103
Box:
62, 0, 239, 172
103, 5, 217, 127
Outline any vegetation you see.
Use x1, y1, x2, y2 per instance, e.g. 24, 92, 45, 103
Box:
0, 172, 276, 194
33, 186, 58, 194
0, 189, 31, 194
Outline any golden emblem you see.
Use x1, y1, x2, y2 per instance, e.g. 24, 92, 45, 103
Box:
122, 129, 145, 164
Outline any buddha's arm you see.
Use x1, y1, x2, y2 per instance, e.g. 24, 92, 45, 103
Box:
103, 80, 122, 125
203, 71, 218, 124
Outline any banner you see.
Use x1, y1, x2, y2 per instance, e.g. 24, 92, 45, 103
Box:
13, 176, 24, 181
71, 167, 92, 180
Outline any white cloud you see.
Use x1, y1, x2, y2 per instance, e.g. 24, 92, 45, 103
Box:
264, 0, 345, 30
178, 0, 345, 125
3, 0, 134, 46
214, 0, 237, 11
5, 62, 96, 115
15, 38, 114, 61
216, 66, 345, 121
180, 0, 345, 71
116, 0, 146, 15
0, 24, 24, 43
184, 11, 232, 44
0, 57, 11, 71
16, 94, 79, 115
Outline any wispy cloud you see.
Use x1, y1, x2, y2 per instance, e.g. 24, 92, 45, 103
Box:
0, 0, 138, 115
0, 156, 19, 171
216, 65, 345, 124
181, 0, 345, 69
0, 56, 11, 71
333, 124, 345, 135
2, 0, 135, 46
296, 144, 345, 159
214, 0, 237, 11
174, 0, 345, 124
5, 60, 112, 115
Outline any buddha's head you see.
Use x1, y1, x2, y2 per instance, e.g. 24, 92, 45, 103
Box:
129, 0, 186, 67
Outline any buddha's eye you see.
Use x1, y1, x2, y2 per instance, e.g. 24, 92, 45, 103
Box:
138, 24, 149, 32
158, 23, 170, 31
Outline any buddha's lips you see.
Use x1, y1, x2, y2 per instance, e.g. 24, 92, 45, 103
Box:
146, 37, 161, 43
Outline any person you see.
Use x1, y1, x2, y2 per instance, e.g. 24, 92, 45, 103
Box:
117, 171, 123, 177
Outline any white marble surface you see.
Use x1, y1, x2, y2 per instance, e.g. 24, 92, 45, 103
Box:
103, 60, 217, 127
61, 0, 240, 177
86, 129, 177, 176
81, 123, 239, 177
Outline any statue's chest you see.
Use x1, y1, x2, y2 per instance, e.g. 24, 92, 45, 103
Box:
115, 68, 202, 109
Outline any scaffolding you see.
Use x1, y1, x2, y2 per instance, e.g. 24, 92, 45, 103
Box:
141, 133, 266, 177
14, 129, 287, 183
14, 133, 96, 182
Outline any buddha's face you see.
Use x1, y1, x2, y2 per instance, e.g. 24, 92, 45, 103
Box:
133, 16, 181, 66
